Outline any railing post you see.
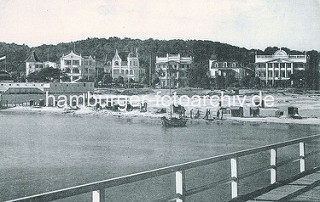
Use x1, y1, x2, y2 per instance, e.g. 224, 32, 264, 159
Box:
299, 142, 305, 172
230, 158, 238, 198
270, 148, 277, 184
176, 170, 186, 202
92, 189, 105, 202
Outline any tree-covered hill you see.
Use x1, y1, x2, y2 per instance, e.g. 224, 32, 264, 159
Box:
0, 37, 308, 72
0, 37, 318, 89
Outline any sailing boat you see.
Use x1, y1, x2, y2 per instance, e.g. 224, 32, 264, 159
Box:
160, 60, 187, 127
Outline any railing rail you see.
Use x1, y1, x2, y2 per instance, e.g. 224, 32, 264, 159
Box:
7, 134, 320, 202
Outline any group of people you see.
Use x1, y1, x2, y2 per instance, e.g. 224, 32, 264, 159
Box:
170, 104, 224, 120
189, 108, 224, 120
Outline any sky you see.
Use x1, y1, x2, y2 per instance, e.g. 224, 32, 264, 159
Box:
0, 0, 319, 51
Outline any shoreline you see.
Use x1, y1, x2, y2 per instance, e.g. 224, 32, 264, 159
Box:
2, 105, 320, 126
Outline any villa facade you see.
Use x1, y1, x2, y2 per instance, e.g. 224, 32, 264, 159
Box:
209, 55, 250, 80
60, 51, 96, 82
255, 49, 308, 86
25, 51, 57, 77
155, 53, 193, 88
111, 49, 141, 82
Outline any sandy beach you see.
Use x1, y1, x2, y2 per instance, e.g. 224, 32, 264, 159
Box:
3, 89, 320, 126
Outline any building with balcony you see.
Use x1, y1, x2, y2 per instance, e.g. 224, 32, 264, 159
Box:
111, 49, 140, 82
255, 49, 308, 86
60, 51, 82, 82
155, 54, 193, 88
81, 56, 96, 81
209, 55, 250, 80
60, 51, 97, 82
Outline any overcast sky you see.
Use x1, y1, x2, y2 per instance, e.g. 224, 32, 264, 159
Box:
0, 0, 319, 51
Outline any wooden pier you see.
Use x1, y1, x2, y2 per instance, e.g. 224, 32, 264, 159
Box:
6, 134, 320, 202
248, 171, 320, 201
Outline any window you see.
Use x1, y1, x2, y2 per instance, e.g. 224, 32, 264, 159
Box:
65, 68, 71, 73
73, 68, 79, 73
287, 70, 291, 75
73, 60, 79, 65
64, 60, 71, 65
114, 61, 119, 66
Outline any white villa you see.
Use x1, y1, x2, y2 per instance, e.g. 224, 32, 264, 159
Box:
255, 49, 308, 86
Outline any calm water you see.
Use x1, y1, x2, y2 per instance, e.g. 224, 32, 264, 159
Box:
0, 111, 319, 201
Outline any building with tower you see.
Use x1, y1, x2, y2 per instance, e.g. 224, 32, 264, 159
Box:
25, 51, 57, 77
111, 49, 141, 82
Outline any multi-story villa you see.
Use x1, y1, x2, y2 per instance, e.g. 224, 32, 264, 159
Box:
209, 55, 250, 80
25, 51, 57, 77
60, 51, 97, 82
60, 51, 82, 82
81, 56, 96, 81
111, 49, 140, 82
255, 49, 308, 86
155, 53, 193, 88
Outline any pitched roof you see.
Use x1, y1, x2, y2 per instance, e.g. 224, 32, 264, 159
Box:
25, 51, 41, 62
128, 51, 137, 57
63, 51, 81, 58
265, 58, 292, 63
118, 51, 129, 62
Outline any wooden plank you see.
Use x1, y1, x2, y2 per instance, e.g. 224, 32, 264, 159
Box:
291, 186, 320, 201
289, 172, 320, 185
249, 172, 320, 202
254, 185, 305, 201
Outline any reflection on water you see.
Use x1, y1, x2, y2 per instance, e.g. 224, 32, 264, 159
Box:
0, 111, 319, 201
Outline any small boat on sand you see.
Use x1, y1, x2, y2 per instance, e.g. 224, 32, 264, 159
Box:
161, 116, 187, 127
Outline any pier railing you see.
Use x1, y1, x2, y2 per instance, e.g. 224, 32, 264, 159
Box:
7, 134, 320, 202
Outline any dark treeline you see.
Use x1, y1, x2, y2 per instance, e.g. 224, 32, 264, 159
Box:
0, 37, 319, 89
